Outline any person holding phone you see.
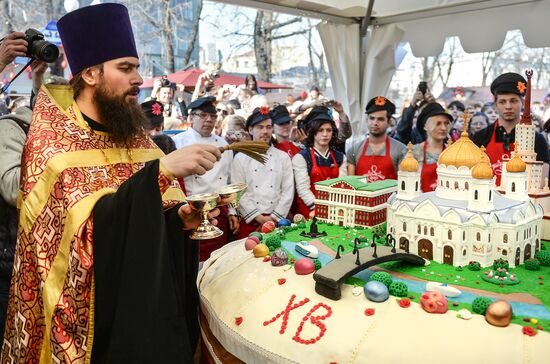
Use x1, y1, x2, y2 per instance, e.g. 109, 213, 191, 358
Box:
347, 96, 406, 181
394, 81, 436, 145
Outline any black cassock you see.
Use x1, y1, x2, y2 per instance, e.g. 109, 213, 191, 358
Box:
91, 160, 199, 363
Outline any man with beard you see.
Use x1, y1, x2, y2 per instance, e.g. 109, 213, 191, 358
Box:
472, 72, 549, 186
2, 4, 222, 363
231, 107, 294, 239
172, 96, 239, 261
347, 96, 406, 181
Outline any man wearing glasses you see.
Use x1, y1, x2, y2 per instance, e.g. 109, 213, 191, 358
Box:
472, 72, 549, 186
173, 96, 239, 260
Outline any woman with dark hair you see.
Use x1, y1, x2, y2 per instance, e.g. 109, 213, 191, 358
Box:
292, 106, 346, 217
244, 74, 265, 95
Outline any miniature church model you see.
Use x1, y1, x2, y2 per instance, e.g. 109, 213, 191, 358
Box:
386, 113, 543, 268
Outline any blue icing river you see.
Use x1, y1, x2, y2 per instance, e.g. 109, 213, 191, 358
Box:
282, 240, 550, 320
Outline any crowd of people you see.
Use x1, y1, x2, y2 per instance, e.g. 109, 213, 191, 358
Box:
0, 2, 550, 363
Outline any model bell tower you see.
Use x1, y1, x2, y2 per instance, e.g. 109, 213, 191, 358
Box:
397, 143, 421, 200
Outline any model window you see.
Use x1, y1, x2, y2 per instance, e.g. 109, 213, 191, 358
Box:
430, 227, 434, 236
465, 182, 469, 190
476, 232, 481, 241
512, 182, 516, 192
474, 190, 478, 200
403, 222, 407, 232
448, 230, 452, 240
401, 181, 405, 190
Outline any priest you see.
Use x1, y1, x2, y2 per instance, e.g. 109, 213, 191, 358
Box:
1, 4, 219, 363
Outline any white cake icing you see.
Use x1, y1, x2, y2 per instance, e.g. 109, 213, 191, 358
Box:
199, 240, 550, 363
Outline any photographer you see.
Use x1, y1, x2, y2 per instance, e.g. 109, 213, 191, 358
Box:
0, 30, 49, 344
394, 82, 436, 145
192, 70, 218, 102
0, 32, 28, 72
149, 76, 184, 119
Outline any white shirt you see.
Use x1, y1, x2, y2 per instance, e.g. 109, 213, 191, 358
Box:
231, 146, 294, 223
172, 129, 234, 211
292, 148, 347, 208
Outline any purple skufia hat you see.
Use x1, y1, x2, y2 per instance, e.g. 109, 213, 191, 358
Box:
58, 3, 138, 76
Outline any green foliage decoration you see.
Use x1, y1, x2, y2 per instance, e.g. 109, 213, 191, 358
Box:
369, 272, 393, 288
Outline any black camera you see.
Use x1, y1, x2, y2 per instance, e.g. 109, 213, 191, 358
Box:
25, 29, 59, 63
160, 76, 171, 88
297, 118, 308, 131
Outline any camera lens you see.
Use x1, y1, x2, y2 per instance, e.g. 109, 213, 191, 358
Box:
28, 40, 59, 63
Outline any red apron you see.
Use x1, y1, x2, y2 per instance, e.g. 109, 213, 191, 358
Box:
295, 148, 339, 217
355, 137, 397, 182
420, 142, 444, 192
485, 120, 513, 186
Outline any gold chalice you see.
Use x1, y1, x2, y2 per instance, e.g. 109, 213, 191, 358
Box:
217, 183, 247, 209
186, 193, 223, 240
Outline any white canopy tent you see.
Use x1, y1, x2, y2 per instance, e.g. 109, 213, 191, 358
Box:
214, 0, 550, 131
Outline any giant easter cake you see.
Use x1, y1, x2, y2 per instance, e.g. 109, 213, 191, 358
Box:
198, 219, 550, 364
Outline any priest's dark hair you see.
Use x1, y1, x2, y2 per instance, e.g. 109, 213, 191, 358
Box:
70, 64, 104, 100
304, 118, 338, 149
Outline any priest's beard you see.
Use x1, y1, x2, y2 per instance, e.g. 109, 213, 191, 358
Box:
94, 83, 147, 145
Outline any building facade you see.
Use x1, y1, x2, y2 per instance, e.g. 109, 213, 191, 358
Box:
314, 177, 396, 228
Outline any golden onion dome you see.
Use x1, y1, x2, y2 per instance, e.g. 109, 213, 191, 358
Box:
507, 151, 527, 173
438, 135, 483, 168
399, 142, 419, 172
439, 110, 485, 169
471, 160, 494, 179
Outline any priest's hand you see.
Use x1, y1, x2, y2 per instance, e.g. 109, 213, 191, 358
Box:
178, 203, 220, 231
161, 144, 221, 178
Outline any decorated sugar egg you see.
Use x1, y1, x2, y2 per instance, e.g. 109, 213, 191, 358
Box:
247, 235, 260, 244
244, 238, 258, 251
364, 281, 389, 302
293, 214, 306, 223
248, 232, 263, 241
261, 221, 276, 233
420, 291, 448, 314
253, 243, 269, 258
271, 248, 288, 267
485, 300, 512, 327
278, 218, 291, 227
294, 258, 315, 275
